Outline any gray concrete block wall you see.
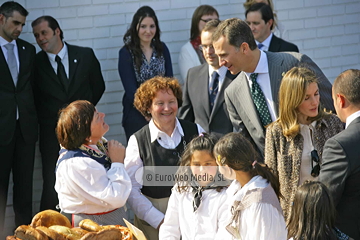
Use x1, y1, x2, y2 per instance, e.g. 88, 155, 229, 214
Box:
2, 0, 359, 236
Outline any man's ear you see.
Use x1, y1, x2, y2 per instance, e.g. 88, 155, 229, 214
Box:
337, 93, 346, 108
267, 19, 274, 30
55, 27, 61, 36
240, 42, 249, 54
0, 14, 5, 24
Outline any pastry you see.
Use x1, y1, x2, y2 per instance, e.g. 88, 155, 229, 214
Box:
30, 210, 71, 228
14, 225, 49, 240
78, 219, 102, 232
80, 229, 122, 240
36, 226, 66, 240
48, 225, 81, 240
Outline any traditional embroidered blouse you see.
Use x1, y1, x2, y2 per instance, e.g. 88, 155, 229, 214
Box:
55, 138, 132, 214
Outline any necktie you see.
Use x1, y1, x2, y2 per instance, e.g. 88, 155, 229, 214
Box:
249, 73, 272, 127
192, 185, 218, 212
257, 43, 264, 50
4, 43, 18, 85
209, 71, 219, 111
55, 55, 69, 92
5, 43, 19, 119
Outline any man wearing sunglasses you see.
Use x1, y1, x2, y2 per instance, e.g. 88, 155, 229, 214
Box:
319, 69, 360, 240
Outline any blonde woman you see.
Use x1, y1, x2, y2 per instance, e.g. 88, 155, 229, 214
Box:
264, 66, 344, 222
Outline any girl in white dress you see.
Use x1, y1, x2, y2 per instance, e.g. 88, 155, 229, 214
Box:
214, 132, 287, 240
159, 133, 228, 240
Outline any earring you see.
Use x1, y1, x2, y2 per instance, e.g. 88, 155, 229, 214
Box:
89, 139, 92, 143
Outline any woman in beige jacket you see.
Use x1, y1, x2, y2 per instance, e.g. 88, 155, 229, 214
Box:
265, 66, 344, 223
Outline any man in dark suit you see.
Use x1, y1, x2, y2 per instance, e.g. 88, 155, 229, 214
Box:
246, 3, 299, 52
179, 20, 237, 135
212, 18, 334, 158
31, 16, 105, 211
0, 1, 38, 236
319, 69, 360, 239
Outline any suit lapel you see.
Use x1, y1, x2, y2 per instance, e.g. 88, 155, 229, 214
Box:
198, 65, 211, 118
0, 47, 14, 88
67, 43, 79, 82
268, 35, 281, 52
266, 51, 284, 117
38, 50, 62, 87
66, 43, 81, 98
16, 41, 26, 88
209, 70, 232, 120
237, 72, 264, 132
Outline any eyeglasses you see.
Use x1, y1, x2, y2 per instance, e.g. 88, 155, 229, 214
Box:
199, 44, 214, 51
200, 18, 218, 23
311, 149, 320, 177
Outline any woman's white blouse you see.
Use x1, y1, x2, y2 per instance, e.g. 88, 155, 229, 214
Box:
299, 121, 318, 185
216, 176, 287, 240
178, 41, 201, 85
55, 154, 132, 214
159, 185, 228, 240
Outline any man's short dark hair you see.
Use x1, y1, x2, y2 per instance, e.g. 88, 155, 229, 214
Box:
202, 19, 221, 33
0, 1, 28, 18
333, 69, 360, 105
245, 2, 274, 30
212, 18, 257, 50
32, 15, 64, 40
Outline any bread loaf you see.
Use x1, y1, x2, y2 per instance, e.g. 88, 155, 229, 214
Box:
14, 225, 49, 240
31, 210, 71, 228
48, 225, 81, 240
36, 226, 66, 240
70, 227, 89, 237
102, 225, 133, 240
6, 236, 21, 240
80, 229, 122, 240
78, 219, 102, 232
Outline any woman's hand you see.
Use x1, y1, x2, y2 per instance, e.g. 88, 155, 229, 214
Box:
108, 140, 125, 164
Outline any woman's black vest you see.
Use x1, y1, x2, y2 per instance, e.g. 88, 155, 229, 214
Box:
134, 119, 198, 198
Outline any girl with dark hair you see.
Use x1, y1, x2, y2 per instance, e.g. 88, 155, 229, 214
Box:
288, 181, 352, 240
214, 132, 287, 240
118, 6, 173, 141
159, 133, 228, 239
178, 5, 219, 84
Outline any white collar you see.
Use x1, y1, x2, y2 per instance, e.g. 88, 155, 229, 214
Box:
227, 175, 267, 200
0, 36, 17, 48
46, 42, 67, 61
345, 110, 360, 128
148, 118, 184, 142
245, 50, 269, 79
208, 65, 227, 79
256, 32, 273, 49
299, 120, 316, 129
